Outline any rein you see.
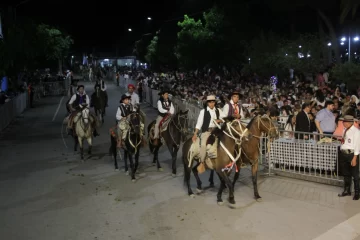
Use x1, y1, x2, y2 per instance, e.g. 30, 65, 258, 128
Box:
166, 113, 189, 148
125, 113, 142, 153
79, 108, 91, 132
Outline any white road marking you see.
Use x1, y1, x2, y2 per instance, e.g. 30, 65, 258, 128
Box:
52, 96, 64, 121
313, 212, 360, 240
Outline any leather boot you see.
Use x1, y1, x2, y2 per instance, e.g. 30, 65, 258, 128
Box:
338, 178, 351, 197
353, 179, 359, 200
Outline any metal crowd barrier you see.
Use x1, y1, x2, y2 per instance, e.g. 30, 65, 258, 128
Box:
0, 92, 28, 132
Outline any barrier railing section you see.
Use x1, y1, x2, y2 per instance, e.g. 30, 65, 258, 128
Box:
0, 92, 28, 132
269, 130, 342, 181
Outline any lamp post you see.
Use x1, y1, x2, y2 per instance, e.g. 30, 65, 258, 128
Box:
340, 36, 359, 61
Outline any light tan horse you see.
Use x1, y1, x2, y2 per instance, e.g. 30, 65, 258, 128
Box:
73, 107, 93, 159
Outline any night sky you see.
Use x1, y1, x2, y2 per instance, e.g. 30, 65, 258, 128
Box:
3, 0, 349, 54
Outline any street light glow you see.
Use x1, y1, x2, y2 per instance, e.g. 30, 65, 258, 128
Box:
147, 17, 152, 20
327, 42, 331, 46
299, 45, 302, 48
354, 37, 359, 41
128, 28, 132, 32
341, 37, 346, 41
341, 42, 345, 45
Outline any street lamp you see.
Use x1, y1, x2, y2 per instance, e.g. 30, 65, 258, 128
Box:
341, 35, 359, 61
147, 17, 152, 20
341, 37, 346, 41
327, 42, 331, 46
355, 37, 359, 41
128, 28, 132, 32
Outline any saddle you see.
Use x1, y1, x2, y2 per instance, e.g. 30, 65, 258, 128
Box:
159, 115, 172, 132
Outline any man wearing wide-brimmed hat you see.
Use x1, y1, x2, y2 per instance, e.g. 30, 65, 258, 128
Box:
153, 89, 175, 145
222, 91, 248, 119
115, 94, 134, 148
192, 95, 226, 164
338, 115, 360, 200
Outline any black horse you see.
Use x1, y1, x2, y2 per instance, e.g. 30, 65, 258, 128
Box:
110, 111, 143, 182
148, 110, 189, 176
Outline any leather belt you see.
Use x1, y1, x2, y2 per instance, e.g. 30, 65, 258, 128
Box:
341, 149, 354, 154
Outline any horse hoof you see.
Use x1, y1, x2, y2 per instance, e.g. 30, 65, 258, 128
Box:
196, 188, 203, 194
209, 183, 215, 188
228, 203, 237, 209
152, 163, 156, 166
158, 168, 163, 172
125, 171, 129, 175
189, 194, 195, 198
255, 196, 263, 202
131, 179, 136, 183
115, 168, 119, 172
217, 201, 224, 206
171, 173, 176, 177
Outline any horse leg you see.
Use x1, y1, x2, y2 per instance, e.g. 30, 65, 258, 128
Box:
209, 170, 215, 187
183, 155, 195, 197
74, 135, 78, 151
87, 137, 92, 155
134, 149, 140, 174
154, 147, 162, 171
192, 162, 203, 192
252, 163, 261, 200
171, 146, 179, 176
124, 150, 129, 174
216, 172, 226, 205
128, 154, 136, 182
232, 163, 241, 189
217, 171, 235, 205
78, 137, 84, 160
111, 136, 119, 170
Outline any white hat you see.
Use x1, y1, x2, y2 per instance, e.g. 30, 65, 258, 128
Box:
206, 95, 216, 101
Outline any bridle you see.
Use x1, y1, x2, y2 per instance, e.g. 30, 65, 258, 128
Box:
80, 107, 91, 131
168, 112, 189, 148
252, 115, 278, 139
125, 113, 142, 152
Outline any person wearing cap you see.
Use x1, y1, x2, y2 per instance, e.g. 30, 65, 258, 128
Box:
115, 94, 135, 148
67, 85, 99, 137
153, 89, 175, 145
125, 84, 140, 110
192, 95, 226, 163
315, 100, 336, 135
222, 91, 247, 120
338, 115, 360, 200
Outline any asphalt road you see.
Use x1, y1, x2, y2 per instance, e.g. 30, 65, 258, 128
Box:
0, 77, 358, 240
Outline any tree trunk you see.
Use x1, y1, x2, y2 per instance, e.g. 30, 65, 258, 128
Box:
317, 10, 341, 64
58, 58, 63, 75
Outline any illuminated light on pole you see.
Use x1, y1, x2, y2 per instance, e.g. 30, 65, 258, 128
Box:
147, 17, 152, 20
327, 42, 331, 46
128, 28, 132, 32
299, 45, 302, 48
354, 37, 359, 41
341, 42, 345, 45
341, 37, 346, 41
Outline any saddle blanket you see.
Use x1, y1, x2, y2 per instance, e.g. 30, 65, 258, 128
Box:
188, 138, 217, 170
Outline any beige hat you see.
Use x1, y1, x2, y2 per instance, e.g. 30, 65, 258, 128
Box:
340, 115, 356, 122
206, 95, 216, 101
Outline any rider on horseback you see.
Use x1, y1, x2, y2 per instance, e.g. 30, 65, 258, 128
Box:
222, 91, 247, 119
116, 94, 135, 148
67, 85, 100, 137
192, 95, 226, 162
153, 89, 175, 145
95, 78, 108, 107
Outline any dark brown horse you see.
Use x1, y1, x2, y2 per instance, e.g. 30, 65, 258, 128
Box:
209, 115, 278, 202
110, 111, 143, 182
182, 117, 251, 207
148, 110, 189, 176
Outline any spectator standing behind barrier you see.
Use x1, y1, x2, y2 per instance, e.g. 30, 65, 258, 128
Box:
295, 103, 312, 139
338, 115, 360, 200
315, 100, 336, 135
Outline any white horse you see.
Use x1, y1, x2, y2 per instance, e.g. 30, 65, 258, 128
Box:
73, 107, 93, 159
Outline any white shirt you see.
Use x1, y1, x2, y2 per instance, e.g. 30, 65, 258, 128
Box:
68, 92, 90, 108
195, 107, 226, 130
222, 100, 245, 118
124, 74, 129, 79
116, 103, 135, 121
157, 99, 175, 114
126, 92, 140, 106
341, 125, 360, 155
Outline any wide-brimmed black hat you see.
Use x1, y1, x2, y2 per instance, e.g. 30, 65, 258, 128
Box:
230, 91, 240, 97
120, 94, 131, 102
77, 85, 85, 91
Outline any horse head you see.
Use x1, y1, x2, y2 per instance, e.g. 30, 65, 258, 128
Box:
80, 107, 90, 125
174, 109, 189, 139
127, 112, 141, 135
253, 115, 279, 139
221, 117, 252, 143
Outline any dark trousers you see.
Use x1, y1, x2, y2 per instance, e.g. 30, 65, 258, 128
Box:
29, 92, 34, 107
341, 152, 359, 189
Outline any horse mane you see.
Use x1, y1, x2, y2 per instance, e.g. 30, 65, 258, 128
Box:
246, 115, 258, 129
